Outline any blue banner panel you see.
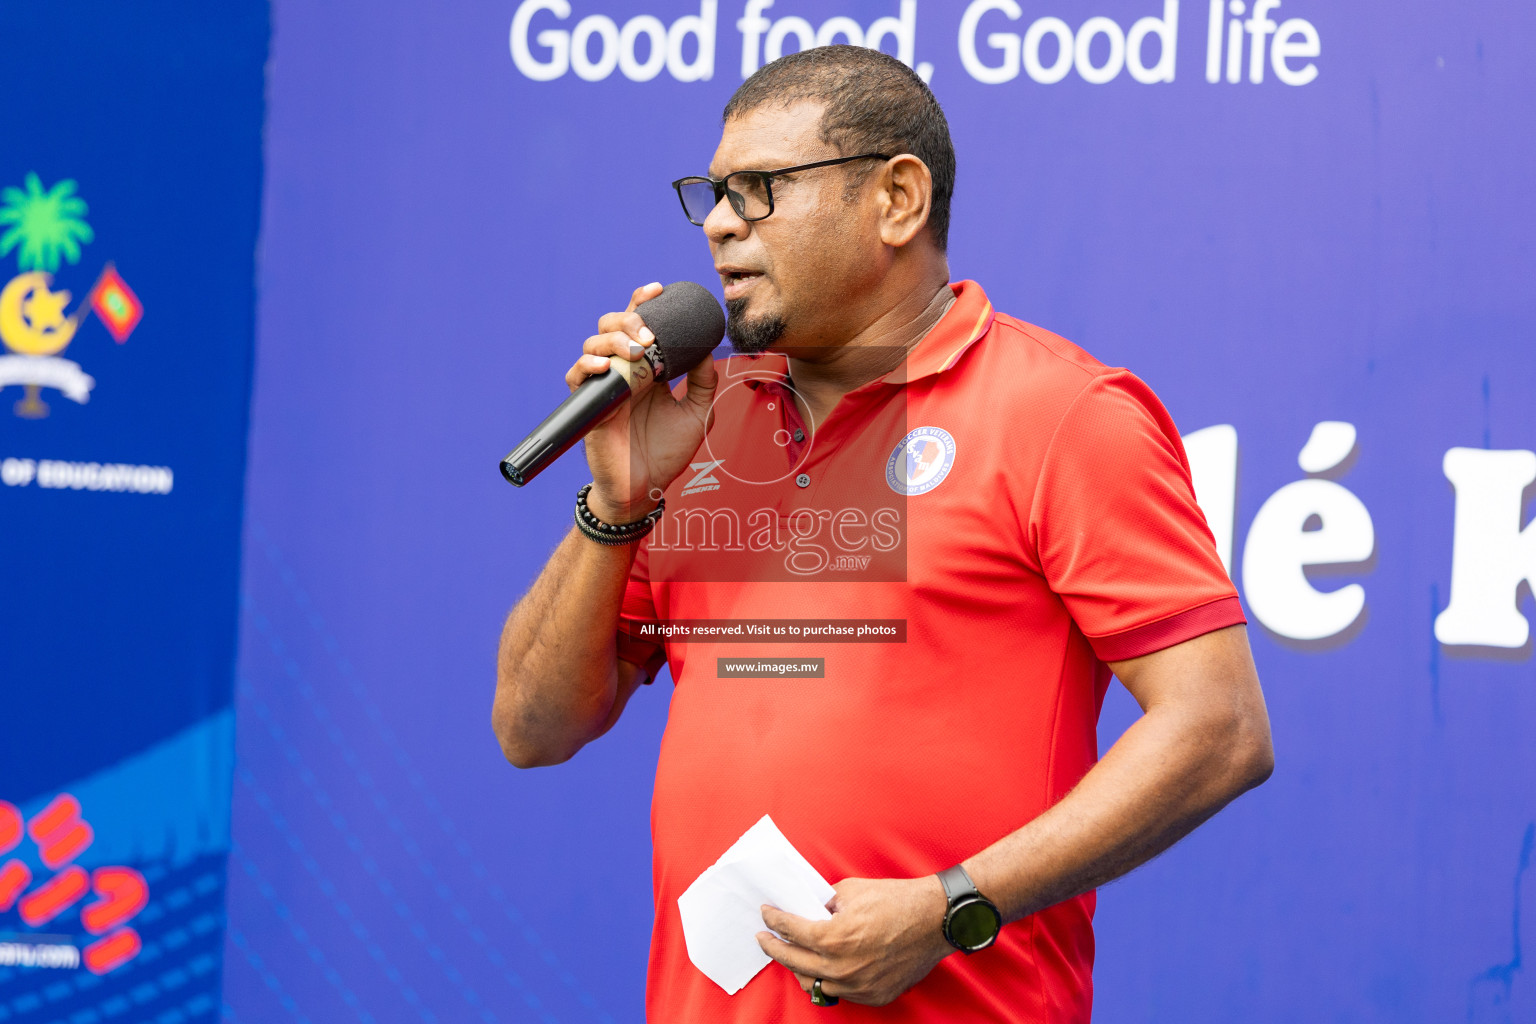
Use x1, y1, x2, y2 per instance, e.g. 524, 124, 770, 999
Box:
0, 2, 268, 1020
229, 1, 1534, 1022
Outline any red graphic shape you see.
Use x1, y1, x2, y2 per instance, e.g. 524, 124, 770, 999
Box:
81, 867, 149, 935
83, 928, 141, 975
0, 859, 31, 911
89, 263, 143, 343
0, 802, 21, 854
27, 794, 94, 869
19, 865, 89, 927
38, 822, 93, 869
27, 794, 81, 840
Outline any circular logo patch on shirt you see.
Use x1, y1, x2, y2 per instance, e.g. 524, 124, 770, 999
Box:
886, 426, 957, 496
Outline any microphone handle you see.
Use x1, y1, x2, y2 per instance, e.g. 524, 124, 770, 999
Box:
501, 370, 632, 487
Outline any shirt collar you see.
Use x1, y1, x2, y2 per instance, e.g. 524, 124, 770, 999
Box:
738, 280, 995, 391
889, 279, 995, 382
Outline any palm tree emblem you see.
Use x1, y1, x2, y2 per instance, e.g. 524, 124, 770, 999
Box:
0, 174, 120, 418
0, 173, 94, 274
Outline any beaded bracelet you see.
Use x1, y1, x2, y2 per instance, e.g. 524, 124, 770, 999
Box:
574, 482, 665, 546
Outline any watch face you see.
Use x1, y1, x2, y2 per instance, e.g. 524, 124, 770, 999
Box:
949, 898, 1002, 951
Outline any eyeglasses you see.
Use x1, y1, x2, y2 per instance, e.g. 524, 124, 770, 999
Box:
671, 153, 891, 227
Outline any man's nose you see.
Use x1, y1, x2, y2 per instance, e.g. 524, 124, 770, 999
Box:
703, 194, 750, 244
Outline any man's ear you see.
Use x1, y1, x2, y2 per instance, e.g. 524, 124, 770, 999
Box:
876, 155, 933, 248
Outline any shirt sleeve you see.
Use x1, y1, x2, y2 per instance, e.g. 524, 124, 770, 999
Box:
1028, 370, 1245, 662
615, 536, 668, 682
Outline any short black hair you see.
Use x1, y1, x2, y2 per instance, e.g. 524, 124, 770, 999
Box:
722, 46, 956, 252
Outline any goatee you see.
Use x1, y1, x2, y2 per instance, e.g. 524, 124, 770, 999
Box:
726, 298, 786, 354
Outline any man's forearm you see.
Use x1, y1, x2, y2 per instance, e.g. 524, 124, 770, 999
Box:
963, 700, 1271, 922
963, 627, 1273, 923
493, 526, 640, 768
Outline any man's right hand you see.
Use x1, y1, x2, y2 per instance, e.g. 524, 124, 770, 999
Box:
565, 282, 719, 523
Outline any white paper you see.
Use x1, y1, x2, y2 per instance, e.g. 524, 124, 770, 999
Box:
676, 815, 836, 995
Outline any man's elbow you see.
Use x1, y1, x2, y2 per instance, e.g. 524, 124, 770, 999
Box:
493, 719, 575, 770
495, 736, 549, 770
491, 691, 577, 770
1229, 708, 1275, 792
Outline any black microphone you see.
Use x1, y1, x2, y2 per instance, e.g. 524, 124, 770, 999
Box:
500, 281, 725, 487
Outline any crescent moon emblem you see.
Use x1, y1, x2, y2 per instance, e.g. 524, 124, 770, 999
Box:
0, 272, 80, 357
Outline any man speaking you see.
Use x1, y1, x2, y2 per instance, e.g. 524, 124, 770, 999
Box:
494, 46, 1273, 1022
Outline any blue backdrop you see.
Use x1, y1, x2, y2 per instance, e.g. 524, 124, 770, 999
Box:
6, 1, 1535, 1022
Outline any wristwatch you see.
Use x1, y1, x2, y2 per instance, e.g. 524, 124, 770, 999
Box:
937, 864, 1002, 954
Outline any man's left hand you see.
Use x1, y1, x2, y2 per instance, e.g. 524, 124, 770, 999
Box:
756, 876, 954, 1007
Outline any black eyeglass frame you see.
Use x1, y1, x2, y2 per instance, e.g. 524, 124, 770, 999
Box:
670, 152, 892, 227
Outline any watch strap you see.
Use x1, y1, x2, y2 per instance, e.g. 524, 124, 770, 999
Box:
937, 864, 978, 906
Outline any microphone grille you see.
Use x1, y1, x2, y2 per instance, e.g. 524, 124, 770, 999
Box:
635, 281, 726, 383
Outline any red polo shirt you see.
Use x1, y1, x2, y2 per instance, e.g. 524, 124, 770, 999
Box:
615, 280, 1244, 1022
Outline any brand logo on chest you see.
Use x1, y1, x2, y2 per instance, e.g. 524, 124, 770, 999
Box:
680, 459, 725, 496
886, 426, 957, 496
